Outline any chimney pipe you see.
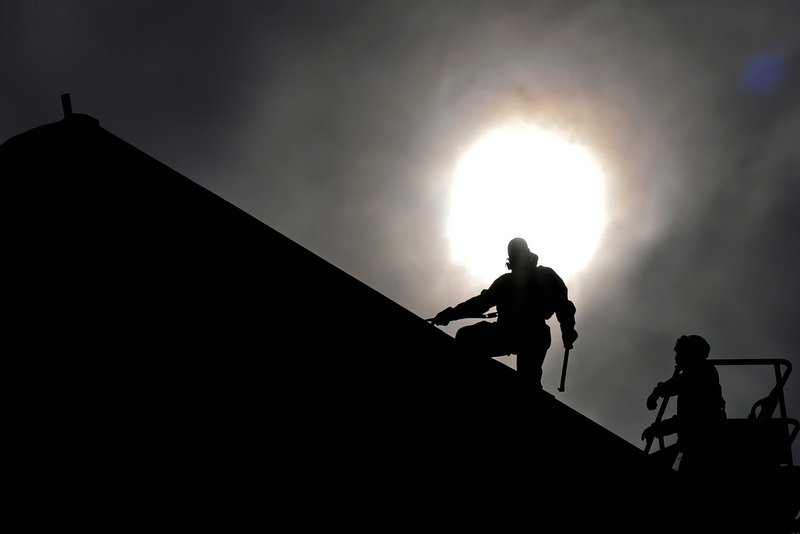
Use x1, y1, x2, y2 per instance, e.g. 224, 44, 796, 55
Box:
61, 93, 73, 118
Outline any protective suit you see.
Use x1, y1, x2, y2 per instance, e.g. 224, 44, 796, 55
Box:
434, 238, 577, 387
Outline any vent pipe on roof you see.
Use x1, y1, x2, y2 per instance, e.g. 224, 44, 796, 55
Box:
61, 93, 73, 118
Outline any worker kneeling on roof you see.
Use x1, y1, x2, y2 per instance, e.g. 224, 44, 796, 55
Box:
432, 238, 578, 389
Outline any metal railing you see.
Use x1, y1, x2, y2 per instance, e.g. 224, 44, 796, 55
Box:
644, 358, 794, 458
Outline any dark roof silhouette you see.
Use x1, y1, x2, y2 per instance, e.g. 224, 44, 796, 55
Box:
4, 106, 798, 532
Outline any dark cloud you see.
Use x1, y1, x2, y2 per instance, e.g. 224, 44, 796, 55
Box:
4, 1, 799, 460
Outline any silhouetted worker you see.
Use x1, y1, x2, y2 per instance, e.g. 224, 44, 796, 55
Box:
642, 335, 727, 475
432, 238, 577, 388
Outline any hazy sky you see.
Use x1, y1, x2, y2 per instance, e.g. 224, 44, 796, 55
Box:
4, 1, 799, 459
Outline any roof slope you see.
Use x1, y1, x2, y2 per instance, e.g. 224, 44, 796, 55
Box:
4, 114, 683, 531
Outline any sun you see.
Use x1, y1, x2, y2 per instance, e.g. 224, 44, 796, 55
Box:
446, 125, 606, 283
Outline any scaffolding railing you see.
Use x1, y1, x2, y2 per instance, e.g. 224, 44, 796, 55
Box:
644, 358, 797, 467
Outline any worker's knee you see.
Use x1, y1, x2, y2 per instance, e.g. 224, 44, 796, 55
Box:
455, 321, 494, 343
454, 321, 508, 357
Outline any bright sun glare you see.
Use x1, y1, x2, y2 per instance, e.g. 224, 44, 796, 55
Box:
447, 125, 606, 282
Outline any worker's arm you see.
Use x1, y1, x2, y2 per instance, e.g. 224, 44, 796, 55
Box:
555, 299, 577, 349
641, 415, 679, 441
646, 373, 682, 410
548, 269, 578, 349
432, 288, 496, 326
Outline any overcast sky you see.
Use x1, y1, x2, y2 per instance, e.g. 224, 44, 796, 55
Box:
4, 1, 799, 460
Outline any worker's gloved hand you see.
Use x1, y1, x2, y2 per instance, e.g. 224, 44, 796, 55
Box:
562, 327, 578, 350
646, 391, 660, 411
432, 307, 456, 326
641, 425, 656, 442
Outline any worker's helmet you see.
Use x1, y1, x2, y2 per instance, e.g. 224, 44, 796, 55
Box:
506, 238, 538, 269
674, 335, 711, 367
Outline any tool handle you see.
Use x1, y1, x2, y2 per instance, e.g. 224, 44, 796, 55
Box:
557, 348, 570, 392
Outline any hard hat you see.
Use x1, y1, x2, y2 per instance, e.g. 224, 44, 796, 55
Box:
675, 335, 711, 361
507, 237, 531, 258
